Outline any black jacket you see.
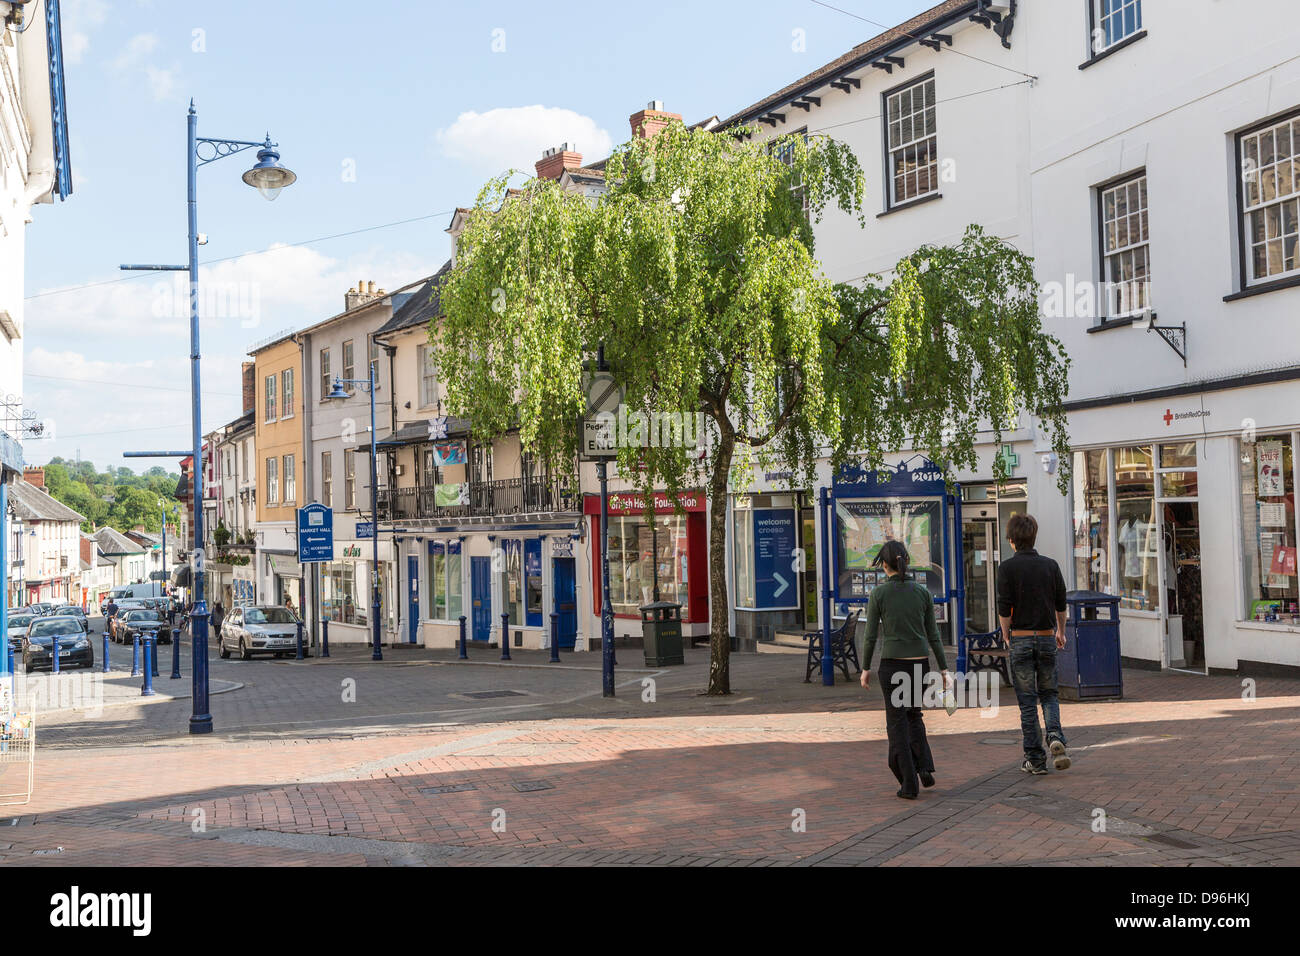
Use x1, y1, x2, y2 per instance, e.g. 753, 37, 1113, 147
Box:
996, 549, 1067, 631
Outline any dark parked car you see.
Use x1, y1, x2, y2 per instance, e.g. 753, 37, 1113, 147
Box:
108, 600, 149, 641
219, 605, 300, 660
115, 608, 173, 647
25, 602, 55, 617
53, 605, 89, 629
23, 616, 93, 671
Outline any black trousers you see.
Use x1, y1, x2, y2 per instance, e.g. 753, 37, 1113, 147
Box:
877, 657, 935, 797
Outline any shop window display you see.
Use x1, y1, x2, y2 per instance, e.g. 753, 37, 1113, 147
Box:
1240, 436, 1299, 622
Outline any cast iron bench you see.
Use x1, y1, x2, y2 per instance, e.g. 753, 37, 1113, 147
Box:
961, 628, 1012, 686
803, 609, 862, 683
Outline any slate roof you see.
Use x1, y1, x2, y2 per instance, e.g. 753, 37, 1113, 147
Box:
94, 526, 145, 555
8, 480, 85, 523
375, 260, 452, 338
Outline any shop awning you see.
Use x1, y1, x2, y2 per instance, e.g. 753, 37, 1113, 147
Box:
268, 554, 301, 578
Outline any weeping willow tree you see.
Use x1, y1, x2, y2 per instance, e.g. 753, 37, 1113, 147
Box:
437, 119, 1070, 696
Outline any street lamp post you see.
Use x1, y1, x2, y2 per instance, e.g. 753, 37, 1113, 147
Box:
325, 372, 383, 661
121, 100, 295, 735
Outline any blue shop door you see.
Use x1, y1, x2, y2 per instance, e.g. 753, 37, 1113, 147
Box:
407, 555, 419, 644
471, 556, 492, 642
553, 558, 577, 649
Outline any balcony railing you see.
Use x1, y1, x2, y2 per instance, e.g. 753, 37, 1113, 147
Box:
378, 476, 579, 522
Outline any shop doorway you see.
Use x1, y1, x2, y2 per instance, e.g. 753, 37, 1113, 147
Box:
801, 507, 818, 628
470, 556, 492, 642
553, 558, 577, 649
1162, 501, 1203, 670
962, 518, 997, 634
407, 555, 420, 644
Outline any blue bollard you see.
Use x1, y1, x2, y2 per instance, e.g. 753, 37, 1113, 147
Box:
131, 633, 140, 676
321, 619, 330, 658
141, 638, 155, 697
52, 635, 61, 675
549, 612, 560, 663
101, 630, 110, 673
458, 615, 467, 659
500, 613, 511, 661
170, 621, 181, 679
150, 634, 159, 678
296, 621, 304, 660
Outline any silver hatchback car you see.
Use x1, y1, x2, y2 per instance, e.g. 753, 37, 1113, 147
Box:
218, 605, 301, 660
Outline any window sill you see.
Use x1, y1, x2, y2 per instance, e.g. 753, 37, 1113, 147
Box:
1085, 314, 1146, 333
877, 192, 942, 218
1078, 30, 1148, 70
1117, 607, 1160, 618
1237, 619, 1300, 634
1223, 273, 1300, 301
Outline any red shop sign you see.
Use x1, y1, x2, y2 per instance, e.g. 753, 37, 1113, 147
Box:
583, 490, 706, 516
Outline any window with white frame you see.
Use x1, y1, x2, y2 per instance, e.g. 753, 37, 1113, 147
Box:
319, 348, 331, 400
281, 367, 294, 419
369, 339, 379, 382
283, 454, 296, 504
265, 456, 279, 504
769, 126, 809, 212
418, 344, 437, 408
1240, 112, 1300, 285
342, 339, 355, 382
885, 75, 937, 208
321, 450, 333, 507
264, 374, 276, 422
345, 452, 356, 509
1100, 172, 1151, 317
1091, 0, 1143, 54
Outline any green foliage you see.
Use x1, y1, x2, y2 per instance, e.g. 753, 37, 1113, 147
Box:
40, 457, 181, 534
437, 120, 1071, 695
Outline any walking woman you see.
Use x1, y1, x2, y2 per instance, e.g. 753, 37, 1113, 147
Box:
859, 540, 952, 800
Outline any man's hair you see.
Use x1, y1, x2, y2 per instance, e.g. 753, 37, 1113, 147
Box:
1007, 512, 1038, 551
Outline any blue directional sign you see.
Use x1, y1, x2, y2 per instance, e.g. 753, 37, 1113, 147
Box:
355, 520, 374, 540
297, 503, 334, 563
754, 508, 798, 609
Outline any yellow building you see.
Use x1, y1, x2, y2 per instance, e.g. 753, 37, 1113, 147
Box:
249, 333, 304, 606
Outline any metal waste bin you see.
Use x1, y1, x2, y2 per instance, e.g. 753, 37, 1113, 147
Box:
1058, 590, 1122, 700
639, 601, 684, 666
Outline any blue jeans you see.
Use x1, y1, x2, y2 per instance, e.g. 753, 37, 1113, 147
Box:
1010, 635, 1066, 767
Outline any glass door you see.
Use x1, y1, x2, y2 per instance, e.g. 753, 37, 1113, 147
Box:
962, 519, 996, 634
1158, 442, 1202, 671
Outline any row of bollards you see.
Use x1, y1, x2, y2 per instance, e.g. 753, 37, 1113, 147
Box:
450, 613, 565, 663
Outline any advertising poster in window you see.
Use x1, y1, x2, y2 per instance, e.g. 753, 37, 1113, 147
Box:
753, 508, 798, 609
835, 497, 944, 600
1258, 441, 1285, 496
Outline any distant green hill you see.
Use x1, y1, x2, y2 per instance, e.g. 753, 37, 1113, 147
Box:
37, 458, 182, 536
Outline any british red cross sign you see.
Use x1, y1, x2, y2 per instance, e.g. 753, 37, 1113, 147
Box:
1163, 408, 1173, 426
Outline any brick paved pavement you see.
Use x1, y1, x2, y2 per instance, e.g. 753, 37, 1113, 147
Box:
2, 643, 1297, 866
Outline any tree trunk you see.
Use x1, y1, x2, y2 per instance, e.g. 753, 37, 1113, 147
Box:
706, 433, 734, 695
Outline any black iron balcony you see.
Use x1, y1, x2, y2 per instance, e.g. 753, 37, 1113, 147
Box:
378, 475, 579, 522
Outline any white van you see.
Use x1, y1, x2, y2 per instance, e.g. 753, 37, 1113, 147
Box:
121, 582, 165, 600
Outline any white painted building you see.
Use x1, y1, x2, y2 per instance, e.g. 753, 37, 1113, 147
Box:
716, 0, 1300, 674
7, 477, 82, 606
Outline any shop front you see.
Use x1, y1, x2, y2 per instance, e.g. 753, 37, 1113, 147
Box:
583, 490, 709, 647
1064, 380, 1300, 674
316, 538, 397, 645
730, 491, 817, 648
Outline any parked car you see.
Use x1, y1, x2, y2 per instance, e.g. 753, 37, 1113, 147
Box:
22, 616, 93, 671
53, 605, 88, 629
6, 612, 35, 654
114, 608, 172, 646
219, 605, 300, 660
25, 602, 55, 617
108, 600, 150, 641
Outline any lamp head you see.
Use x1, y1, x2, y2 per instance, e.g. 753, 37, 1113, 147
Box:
325, 377, 350, 401
241, 137, 297, 201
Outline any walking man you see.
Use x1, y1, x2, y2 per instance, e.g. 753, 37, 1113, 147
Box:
996, 513, 1071, 774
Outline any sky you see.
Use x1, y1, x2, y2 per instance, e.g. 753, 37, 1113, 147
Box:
21, 0, 936, 472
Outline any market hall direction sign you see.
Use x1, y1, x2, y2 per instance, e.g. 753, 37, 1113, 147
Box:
297, 503, 334, 564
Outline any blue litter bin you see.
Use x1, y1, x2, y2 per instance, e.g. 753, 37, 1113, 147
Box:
1058, 590, 1122, 700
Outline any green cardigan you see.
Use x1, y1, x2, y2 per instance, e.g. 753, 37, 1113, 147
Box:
861, 577, 948, 670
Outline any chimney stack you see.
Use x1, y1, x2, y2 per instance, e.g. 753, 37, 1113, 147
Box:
535, 142, 583, 181
345, 280, 385, 311
242, 361, 256, 415
629, 101, 681, 140
23, 466, 44, 489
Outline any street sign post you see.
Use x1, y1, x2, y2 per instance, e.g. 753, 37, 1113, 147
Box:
297, 503, 334, 564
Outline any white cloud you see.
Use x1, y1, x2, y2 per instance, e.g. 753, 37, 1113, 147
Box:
435, 105, 613, 176
110, 32, 159, 72
61, 0, 109, 66
107, 32, 181, 102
